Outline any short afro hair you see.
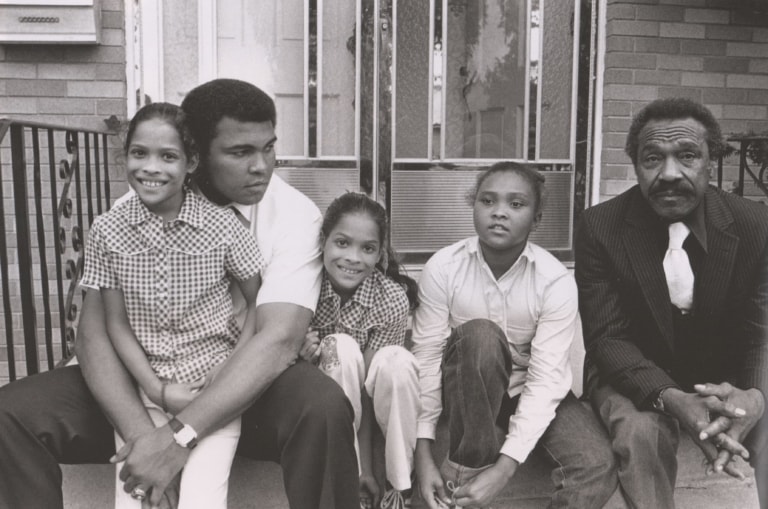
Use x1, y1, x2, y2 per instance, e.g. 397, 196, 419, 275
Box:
625, 97, 724, 165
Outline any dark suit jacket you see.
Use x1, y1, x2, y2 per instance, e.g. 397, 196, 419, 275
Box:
575, 185, 768, 409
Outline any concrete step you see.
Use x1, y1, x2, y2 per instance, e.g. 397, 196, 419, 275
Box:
63, 432, 758, 509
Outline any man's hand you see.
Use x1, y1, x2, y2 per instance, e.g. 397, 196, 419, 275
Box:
694, 383, 765, 474
112, 426, 190, 509
299, 329, 321, 364
451, 455, 517, 509
359, 472, 381, 509
663, 387, 749, 478
415, 439, 452, 509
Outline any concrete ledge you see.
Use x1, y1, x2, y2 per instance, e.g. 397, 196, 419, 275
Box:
63, 427, 758, 509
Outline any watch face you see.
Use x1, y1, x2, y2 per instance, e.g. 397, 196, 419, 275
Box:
174, 425, 197, 447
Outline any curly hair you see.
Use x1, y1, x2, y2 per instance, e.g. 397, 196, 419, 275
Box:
625, 97, 724, 165
465, 161, 547, 214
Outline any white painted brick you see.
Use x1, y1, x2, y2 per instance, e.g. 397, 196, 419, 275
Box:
67, 81, 125, 98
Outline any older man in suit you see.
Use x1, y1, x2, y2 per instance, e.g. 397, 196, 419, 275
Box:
575, 97, 768, 509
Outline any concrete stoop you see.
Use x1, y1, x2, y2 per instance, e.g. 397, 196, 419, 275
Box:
63, 432, 758, 509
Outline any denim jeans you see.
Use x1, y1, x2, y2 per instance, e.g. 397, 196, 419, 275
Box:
441, 319, 618, 508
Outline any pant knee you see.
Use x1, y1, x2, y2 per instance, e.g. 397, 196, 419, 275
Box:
611, 411, 678, 458
320, 333, 362, 368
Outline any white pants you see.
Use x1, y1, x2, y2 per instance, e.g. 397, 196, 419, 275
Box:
318, 333, 420, 491
114, 391, 241, 509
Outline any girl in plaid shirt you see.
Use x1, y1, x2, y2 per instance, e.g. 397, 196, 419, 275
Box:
299, 193, 420, 509
80, 103, 263, 509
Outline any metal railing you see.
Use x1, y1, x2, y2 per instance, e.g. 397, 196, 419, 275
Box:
0, 119, 116, 383
717, 135, 768, 200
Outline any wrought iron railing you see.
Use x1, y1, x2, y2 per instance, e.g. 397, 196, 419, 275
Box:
0, 119, 116, 384
717, 134, 768, 200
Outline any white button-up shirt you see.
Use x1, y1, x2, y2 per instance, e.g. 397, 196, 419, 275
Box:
411, 237, 576, 462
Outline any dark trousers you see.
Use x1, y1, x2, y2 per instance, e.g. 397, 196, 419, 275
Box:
0, 361, 360, 509
441, 319, 619, 509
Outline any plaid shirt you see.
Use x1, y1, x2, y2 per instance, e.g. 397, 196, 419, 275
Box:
311, 269, 410, 351
81, 192, 264, 383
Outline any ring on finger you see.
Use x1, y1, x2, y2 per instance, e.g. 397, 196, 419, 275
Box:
130, 487, 147, 501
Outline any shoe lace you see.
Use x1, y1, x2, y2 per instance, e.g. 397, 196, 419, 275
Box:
380, 488, 407, 509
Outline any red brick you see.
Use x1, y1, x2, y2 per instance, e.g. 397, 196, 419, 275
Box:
602, 164, 635, 180
604, 101, 633, 116
605, 69, 634, 85
681, 39, 726, 55
702, 57, 750, 73
608, 20, 660, 37
661, 0, 705, 6
636, 5, 684, 21
605, 132, 629, 147
681, 71, 725, 87
604, 84, 658, 101
606, 36, 635, 52
603, 149, 631, 164
747, 89, 768, 104
604, 116, 633, 133
0, 62, 36, 79
95, 63, 125, 81
605, 52, 657, 69
657, 54, 703, 71
750, 59, 768, 74
657, 86, 703, 101
732, 10, 768, 27
684, 8, 729, 24
702, 88, 748, 104
660, 22, 705, 38
726, 74, 768, 89
755, 28, 768, 43
634, 37, 681, 54
634, 69, 682, 85
723, 105, 767, 120
705, 24, 753, 41
726, 42, 768, 58
607, 4, 636, 20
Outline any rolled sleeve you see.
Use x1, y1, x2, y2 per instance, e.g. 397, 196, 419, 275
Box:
80, 217, 118, 290
501, 273, 576, 462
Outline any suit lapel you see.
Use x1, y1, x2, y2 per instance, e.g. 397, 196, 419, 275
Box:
694, 188, 738, 319
622, 190, 675, 349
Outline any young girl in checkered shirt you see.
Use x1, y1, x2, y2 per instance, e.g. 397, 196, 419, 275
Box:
299, 192, 419, 509
80, 103, 263, 509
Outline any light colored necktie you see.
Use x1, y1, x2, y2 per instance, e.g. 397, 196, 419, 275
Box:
663, 222, 694, 314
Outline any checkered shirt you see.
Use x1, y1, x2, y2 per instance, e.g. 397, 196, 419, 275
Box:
310, 269, 410, 351
81, 192, 264, 383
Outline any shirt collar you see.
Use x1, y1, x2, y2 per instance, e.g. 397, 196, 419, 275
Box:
319, 270, 381, 309
123, 189, 204, 229
467, 236, 535, 276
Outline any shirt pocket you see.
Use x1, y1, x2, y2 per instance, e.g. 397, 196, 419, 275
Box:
106, 239, 153, 289
168, 237, 230, 307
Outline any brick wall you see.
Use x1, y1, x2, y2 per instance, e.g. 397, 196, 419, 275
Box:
0, 0, 127, 384
600, 0, 768, 202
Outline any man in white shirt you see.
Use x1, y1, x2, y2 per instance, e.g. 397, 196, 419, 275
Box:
412, 162, 617, 508
0, 79, 359, 509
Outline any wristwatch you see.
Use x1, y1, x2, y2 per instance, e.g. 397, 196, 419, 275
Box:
652, 387, 669, 413
168, 417, 198, 449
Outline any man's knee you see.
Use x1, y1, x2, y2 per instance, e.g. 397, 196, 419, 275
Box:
611, 410, 679, 457
295, 366, 355, 429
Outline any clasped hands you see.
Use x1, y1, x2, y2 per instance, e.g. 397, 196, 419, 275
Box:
667, 382, 765, 479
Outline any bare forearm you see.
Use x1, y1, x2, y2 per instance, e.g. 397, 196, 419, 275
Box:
75, 290, 154, 441
177, 302, 311, 437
